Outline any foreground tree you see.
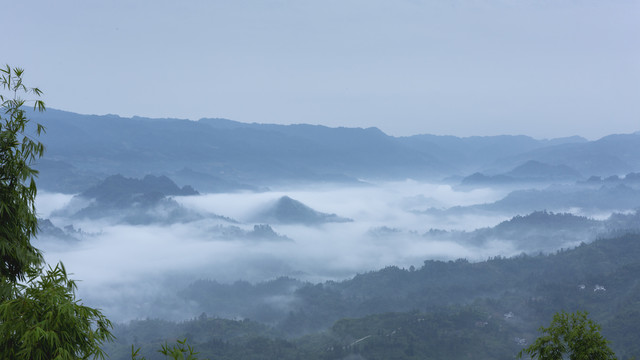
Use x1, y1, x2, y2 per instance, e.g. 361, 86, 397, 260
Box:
0, 65, 113, 359
518, 311, 617, 360
0, 263, 113, 359
0, 65, 45, 287
131, 338, 205, 360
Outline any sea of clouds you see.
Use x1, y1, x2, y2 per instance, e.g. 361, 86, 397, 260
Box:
34, 180, 520, 321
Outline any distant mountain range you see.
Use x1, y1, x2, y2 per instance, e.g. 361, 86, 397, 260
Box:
459, 160, 583, 187
424, 175, 640, 216
27, 109, 640, 193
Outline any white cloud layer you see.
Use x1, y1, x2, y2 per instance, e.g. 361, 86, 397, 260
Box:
33, 181, 521, 321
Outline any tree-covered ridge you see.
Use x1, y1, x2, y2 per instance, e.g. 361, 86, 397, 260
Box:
105, 232, 640, 359
106, 307, 522, 360
281, 234, 640, 335
421, 210, 604, 253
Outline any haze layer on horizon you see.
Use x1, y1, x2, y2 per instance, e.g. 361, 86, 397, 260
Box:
5, 0, 639, 139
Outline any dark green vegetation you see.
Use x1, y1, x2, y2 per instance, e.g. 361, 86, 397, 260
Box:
0, 65, 112, 359
0, 66, 45, 285
519, 311, 616, 359
105, 233, 640, 359
107, 308, 522, 360
0, 263, 113, 359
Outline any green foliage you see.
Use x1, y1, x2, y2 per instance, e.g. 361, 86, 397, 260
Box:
326, 308, 518, 360
0, 64, 46, 285
130, 339, 205, 360
0, 65, 114, 359
149, 233, 640, 358
107, 307, 523, 360
0, 263, 114, 359
519, 311, 616, 360
159, 339, 203, 360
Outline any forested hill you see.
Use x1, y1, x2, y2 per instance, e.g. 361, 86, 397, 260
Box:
107, 233, 640, 359
29, 109, 640, 192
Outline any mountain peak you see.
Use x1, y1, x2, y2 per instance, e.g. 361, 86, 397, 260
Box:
255, 196, 352, 225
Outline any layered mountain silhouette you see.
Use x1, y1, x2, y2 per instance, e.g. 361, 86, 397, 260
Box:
459, 160, 582, 187
170, 167, 262, 193
81, 174, 198, 201
29, 109, 640, 192
423, 211, 604, 253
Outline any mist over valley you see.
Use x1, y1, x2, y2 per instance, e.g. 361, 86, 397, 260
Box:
4, 1, 638, 356
26, 110, 640, 358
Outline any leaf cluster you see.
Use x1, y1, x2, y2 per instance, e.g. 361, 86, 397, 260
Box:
0, 263, 114, 359
518, 311, 617, 360
0, 64, 46, 284
0, 65, 115, 359
131, 338, 204, 360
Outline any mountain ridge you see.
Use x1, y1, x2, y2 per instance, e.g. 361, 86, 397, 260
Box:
29, 108, 640, 193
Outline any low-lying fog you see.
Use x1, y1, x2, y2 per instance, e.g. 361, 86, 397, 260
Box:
32, 180, 564, 321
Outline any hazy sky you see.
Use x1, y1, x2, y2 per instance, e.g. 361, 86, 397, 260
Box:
7, 0, 639, 139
